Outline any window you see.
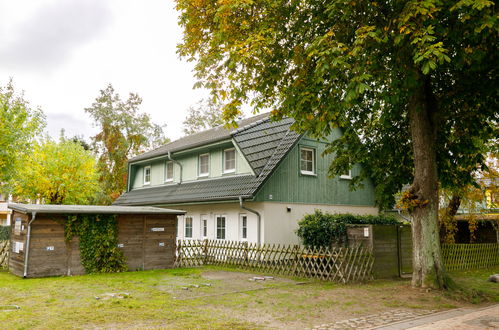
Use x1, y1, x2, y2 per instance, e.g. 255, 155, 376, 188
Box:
240, 214, 247, 240
201, 218, 208, 238
144, 166, 151, 185
216, 215, 226, 239
198, 153, 209, 177
165, 161, 174, 182
300, 147, 315, 175
224, 148, 236, 173
340, 169, 352, 180
185, 217, 193, 238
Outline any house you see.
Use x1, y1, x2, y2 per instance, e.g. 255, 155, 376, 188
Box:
0, 193, 12, 227
114, 113, 378, 244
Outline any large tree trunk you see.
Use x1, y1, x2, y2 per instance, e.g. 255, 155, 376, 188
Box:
408, 74, 447, 289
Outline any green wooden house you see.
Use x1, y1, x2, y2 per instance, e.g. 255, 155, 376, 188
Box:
114, 113, 378, 244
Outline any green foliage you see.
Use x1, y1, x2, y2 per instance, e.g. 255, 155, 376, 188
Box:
176, 0, 497, 209
13, 136, 100, 204
85, 84, 169, 204
65, 214, 127, 273
296, 210, 399, 247
0, 80, 45, 193
183, 98, 229, 135
0, 226, 9, 241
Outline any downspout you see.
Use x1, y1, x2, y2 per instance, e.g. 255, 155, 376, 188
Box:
167, 151, 182, 184
23, 212, 36, 278
239, 197, 261, 245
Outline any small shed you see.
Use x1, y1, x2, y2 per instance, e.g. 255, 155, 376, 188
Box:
8, 203, 185, 278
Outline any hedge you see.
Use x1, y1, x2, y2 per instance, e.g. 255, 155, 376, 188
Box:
0, 225, 9, 241
296, 210, 400, 247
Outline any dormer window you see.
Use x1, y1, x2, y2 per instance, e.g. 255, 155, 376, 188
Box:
300, 147, 315, 175
224, 148, 236, 173
165, 161, 173, 182
143, 166, 151, 185
198, 153, 210, 177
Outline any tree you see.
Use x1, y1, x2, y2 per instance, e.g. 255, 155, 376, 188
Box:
183, 99, 228, 135
0, 80, 45, 191
85, 84, 169, 203
176, 0, 497, 288
13, 137, 100, 204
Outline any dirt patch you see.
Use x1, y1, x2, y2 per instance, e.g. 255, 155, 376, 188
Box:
189, 278, 473, 329
156, 270, 305, 301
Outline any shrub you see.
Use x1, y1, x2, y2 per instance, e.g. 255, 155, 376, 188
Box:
0, 226, 9, 241
296, 210, 400, 247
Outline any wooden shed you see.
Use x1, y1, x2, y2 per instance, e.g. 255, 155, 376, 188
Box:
7, 203, 185, 278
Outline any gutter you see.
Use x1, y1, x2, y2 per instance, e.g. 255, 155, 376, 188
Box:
168, 151, 183, 184
23, 212, 36, 278
239, 197, 261, 245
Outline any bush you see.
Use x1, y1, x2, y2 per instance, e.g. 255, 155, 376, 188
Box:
296, 210, 400, 247
0, 225, 9, 241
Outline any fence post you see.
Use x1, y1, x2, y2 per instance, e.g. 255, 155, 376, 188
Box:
244, 241, 249, 266
203, 239, 208, 265
177, 239, 182, 267
292, 244, 300, 276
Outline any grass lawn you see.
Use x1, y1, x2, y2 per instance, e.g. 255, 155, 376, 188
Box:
0, 266, 497, 329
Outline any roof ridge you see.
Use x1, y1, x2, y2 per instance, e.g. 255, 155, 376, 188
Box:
231, 115, 271, 135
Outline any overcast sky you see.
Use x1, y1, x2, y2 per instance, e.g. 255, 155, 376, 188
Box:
0, 0, 212, 141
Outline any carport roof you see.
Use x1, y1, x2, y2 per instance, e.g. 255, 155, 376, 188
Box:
8, 203, 185, 215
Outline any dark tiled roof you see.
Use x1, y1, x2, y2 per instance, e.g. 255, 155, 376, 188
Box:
234, 117, 295, 176
114, 116, 302, 206
129, 113, 270, 162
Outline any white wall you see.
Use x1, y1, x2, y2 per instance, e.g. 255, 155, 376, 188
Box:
169, 201, 378, 245
174, 202, 263, 243
262, 202, 379, 245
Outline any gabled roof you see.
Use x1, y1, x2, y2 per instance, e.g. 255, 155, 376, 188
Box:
114, 115, 302, 206
129, 113, 270, 162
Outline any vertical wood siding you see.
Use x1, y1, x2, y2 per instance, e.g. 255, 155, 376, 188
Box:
254, 133, 376, 206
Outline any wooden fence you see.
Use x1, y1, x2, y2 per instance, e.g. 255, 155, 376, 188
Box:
0, 240, 9, 269
175, 240, 374, 283
442, 243, 499, 271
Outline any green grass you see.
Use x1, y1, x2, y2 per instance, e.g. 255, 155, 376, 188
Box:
0, 266, 496, 329
447, 268, 499, 303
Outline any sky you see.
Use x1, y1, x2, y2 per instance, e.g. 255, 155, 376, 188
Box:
0, 0, 211, 142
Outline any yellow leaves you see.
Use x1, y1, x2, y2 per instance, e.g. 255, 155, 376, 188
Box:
397, 190, 429, 212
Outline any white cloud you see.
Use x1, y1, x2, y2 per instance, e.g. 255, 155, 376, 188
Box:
0, 0, 112, 72
0, 0, 211, 143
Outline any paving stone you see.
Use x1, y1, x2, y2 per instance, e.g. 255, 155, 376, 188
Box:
311, 309, 437, 330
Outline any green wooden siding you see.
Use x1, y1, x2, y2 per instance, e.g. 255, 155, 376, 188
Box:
254, 132, 376, 206
129, 140, 253, 190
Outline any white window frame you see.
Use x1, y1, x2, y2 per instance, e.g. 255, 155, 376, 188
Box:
240, 214, 247, 240
201, 215, 208, 239
223, 148, 236, 174
143, 165, 151, 185
198, 153, 210, 177
185, 216, 193, 238
300, 147, 315, 175
165, 161, 174, 183
216, 215, 226, 240
340, 169, 352, 180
